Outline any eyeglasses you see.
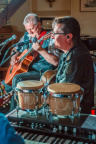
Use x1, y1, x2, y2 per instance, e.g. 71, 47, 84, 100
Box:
53, 32, 65, 35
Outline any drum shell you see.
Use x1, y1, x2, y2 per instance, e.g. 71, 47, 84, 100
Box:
17, 90, 44, 110
49, 94, 80, 116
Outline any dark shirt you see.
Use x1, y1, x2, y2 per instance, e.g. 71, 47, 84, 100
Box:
56, 43, 94, 114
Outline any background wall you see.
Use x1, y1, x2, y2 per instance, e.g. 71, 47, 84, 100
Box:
71, 0, 96, 36
8, 0, 96, 37
9, 0, 30, 32
31, 0, 71, 17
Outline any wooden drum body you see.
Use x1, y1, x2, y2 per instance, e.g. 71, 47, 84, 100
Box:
16, 80, 44, 110
47, 83, 83, 116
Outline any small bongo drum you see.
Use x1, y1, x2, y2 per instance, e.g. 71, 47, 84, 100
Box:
16, 80, 44, 110
47, 83, 83, 116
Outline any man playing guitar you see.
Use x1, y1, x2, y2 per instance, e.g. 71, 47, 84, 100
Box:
2, 13, 59, 111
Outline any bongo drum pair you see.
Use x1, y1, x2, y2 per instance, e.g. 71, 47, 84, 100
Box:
16, 80, 83, 117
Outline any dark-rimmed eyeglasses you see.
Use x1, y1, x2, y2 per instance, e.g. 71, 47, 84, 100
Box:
53, 32, 65, 35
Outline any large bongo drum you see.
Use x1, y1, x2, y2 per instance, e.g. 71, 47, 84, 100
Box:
16, 80, 44, 110
47, 83, 83, 116
40, 70, 56, 85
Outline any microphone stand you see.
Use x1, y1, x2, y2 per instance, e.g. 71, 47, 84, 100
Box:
0, 43, 7, 55
1, 44, 16, 63
0, 49, 18, 67
0, 40, 22, 64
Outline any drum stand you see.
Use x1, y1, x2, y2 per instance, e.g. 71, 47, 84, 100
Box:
32, 91, 39, 117
14, 92, 19, 117
71, 94, 81, 120
42, 83, 49, 117
42, 94, 49, 117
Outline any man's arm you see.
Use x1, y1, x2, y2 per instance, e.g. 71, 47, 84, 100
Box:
32, 42, 59, 66
10, 48, 20, 65
10, 35, 25, 65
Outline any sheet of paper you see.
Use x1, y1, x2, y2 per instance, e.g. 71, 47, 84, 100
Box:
81, 115, 96, 130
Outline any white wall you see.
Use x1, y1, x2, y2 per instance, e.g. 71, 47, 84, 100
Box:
71, 0, 96, 36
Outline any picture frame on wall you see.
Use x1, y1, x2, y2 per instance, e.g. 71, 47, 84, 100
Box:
80, 0, 96, 12
40, 17, 54, 31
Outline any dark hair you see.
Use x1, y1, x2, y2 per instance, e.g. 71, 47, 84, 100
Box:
52, 16, 81, 43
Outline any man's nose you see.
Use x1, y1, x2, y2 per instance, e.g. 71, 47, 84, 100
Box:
29, 29, 33, 34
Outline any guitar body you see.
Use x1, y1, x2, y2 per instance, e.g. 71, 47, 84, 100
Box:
5, 49, 33, 86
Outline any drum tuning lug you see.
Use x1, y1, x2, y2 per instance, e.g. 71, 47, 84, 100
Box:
70, 115, 74, 123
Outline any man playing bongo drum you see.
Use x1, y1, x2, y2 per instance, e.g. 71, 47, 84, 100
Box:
33, 16, 94, 114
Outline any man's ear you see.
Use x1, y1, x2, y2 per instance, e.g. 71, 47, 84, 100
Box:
66, 33, 73, 40
38, 22, 41, 28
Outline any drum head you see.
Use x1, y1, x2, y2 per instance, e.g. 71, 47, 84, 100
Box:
17, 80, 44, 90
47, 83, 81, 95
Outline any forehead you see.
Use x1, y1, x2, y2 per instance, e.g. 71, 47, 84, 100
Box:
24, 22, 35, 30
54, 23, 63, 32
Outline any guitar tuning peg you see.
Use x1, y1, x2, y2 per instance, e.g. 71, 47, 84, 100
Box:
9, 101, 11, 103
6, 103, 8, 106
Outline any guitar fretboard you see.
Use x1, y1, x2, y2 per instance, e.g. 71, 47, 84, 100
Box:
19, 32, 51, 62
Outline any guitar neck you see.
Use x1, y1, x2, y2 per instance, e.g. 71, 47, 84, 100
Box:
19, 32, 51, 62
19, 47, 34, 62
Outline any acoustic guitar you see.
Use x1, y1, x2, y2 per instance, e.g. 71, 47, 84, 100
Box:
5, 31, 52, 86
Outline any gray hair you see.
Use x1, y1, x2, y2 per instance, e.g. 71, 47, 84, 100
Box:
23, 13, 40, 26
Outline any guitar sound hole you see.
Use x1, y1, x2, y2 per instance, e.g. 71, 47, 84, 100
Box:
10, 66, 13, 74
